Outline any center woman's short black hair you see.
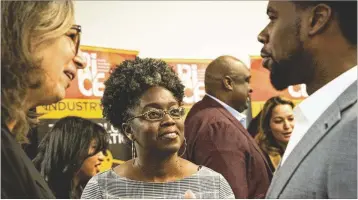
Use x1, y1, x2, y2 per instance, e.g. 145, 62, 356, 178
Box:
101, 57, 185, 131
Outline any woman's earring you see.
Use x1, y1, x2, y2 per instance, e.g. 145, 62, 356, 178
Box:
122, 123, 136, 159
131, 139, 136, 159
180, 137, 187, 157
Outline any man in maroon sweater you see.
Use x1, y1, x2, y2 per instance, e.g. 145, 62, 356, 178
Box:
183, 55, 272, 198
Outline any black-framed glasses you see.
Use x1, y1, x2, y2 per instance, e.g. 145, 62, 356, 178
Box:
126, 107, 186, 123
70, 24, 81, 55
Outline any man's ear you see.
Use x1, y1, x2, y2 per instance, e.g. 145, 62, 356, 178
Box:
122, 123, 134, 141
308, 3, 332, 36
223, 76, 234, 91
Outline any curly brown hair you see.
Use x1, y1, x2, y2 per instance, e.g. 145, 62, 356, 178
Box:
101, 57, 185, 134
1, 1, 74, 143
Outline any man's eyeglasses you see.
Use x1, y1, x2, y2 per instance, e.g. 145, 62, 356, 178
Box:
70, 24, 81, 55
126, 107, 186, 123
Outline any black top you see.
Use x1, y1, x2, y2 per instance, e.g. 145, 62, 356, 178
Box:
263, 151, 276, 173
1, 123, 55, 199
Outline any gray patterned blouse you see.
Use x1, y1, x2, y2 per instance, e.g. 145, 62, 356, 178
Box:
81, 166, 235, 199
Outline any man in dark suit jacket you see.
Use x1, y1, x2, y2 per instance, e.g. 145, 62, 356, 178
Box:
183, 55, 272, 198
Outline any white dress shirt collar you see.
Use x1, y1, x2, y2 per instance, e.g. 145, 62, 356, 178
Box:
281, 66, 357, 166
298, 66, 357, 126
206, 94, 247, 127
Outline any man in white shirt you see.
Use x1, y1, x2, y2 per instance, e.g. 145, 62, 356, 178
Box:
258, 1, 357, 198
183, 55, 272, 198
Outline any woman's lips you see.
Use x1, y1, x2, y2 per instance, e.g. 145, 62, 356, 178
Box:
282, 132, 292, 138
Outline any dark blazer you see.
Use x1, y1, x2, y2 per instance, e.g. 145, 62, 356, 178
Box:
183, 95, 272, 198
1, 123, 55, 199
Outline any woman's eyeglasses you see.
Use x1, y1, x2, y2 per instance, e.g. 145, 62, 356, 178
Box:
70, 24, 81, 55
126, 107, 186, 123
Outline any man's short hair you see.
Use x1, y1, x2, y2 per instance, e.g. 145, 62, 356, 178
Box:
294, 1, 357, 45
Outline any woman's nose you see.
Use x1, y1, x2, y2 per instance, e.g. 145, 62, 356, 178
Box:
73, 49, 87, 69
160, 111, 176, 126
97, 151, 105, 162
283, 121, 291, 130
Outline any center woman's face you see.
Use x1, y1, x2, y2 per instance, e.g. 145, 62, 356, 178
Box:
130, 86, 184, 155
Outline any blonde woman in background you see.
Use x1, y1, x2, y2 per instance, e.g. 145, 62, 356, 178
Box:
255, 96, 295, 172
1, 1, 85, 198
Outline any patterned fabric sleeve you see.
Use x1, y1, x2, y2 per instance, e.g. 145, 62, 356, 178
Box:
219, 174, 235, 199
81, 175, 102, 199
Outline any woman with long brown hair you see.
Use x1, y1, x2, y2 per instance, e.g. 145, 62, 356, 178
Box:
255, 96, 295, 172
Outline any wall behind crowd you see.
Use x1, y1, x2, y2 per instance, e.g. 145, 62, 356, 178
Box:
74, 1, 269, 65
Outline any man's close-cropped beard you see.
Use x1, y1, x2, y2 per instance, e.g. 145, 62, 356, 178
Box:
269, 41, 312, 91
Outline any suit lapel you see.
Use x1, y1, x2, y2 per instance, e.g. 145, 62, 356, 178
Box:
267, 81, 357, 198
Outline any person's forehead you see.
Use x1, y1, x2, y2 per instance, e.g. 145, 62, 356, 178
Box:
139, 87, 178, 107
231, 62, 250, 76
267, 1, 296, 15
272, 104, 293, 116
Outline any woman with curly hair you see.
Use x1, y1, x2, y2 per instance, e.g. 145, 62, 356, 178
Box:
81, 57, 234, 199
33, 116, 109, 199
255, 96, 295, 172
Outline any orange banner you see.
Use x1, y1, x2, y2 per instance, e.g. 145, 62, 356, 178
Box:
65, 45, 139, 99
163, 59, 212, 106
